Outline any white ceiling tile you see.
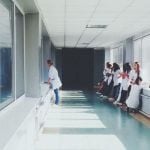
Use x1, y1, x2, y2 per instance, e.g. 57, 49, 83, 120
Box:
36, 0, 150, 48
77, 28, 103, 45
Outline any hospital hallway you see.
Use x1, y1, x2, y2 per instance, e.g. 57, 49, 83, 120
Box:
35, 90, 150, 150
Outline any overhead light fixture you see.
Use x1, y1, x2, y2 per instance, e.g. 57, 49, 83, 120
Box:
86, 25, 107, 29
81, 42, 90, 45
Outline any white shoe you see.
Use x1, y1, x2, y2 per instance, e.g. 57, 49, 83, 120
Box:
96, 92, 102, 95
53, 104, 59, 108
100, 95, 104, 98
113, 101, 118, 105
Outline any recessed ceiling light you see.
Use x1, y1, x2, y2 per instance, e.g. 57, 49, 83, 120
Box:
86, 25, 107, 29
81, 42, 90, 45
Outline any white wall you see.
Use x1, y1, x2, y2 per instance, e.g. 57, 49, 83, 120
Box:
25, 13, 41, 97
1, 84, 52, 150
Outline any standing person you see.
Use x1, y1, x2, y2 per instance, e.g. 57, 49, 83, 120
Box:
47, 59, 62, 105
125, 76, 143, 112
109, 63, 121, 102
114, 63, 131, 105
98, 62, 111, 94
128, 62, 140, 96
100, 62, 113, 97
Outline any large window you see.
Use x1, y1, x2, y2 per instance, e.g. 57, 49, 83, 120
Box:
111, 45, 123, 66
133, 39, 142, 65
141, 36, 150, 83
0, 0, 13, 110
134, 35, 150, 84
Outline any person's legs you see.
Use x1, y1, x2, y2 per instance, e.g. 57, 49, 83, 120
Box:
119, 90, 128, 104
54, 89, 59, 105
114, 84, 121, 100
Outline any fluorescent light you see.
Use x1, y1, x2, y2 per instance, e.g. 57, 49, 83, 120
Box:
86, 25, 107, 29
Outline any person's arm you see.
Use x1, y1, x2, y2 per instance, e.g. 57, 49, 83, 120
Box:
48, 68, 52, 84
48, 77, 51, 84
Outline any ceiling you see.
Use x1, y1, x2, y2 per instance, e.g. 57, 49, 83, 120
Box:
35, 0, 150, 48
16, 0, 38, 13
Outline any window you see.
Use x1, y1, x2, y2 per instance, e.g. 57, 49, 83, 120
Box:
141, 36, 150, 83
111, 45, 123, 66
133, 39, 142, 65
0, 0, 13, 110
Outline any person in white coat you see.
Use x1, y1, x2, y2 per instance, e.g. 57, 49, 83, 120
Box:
114, 63, 131, 105
128, 62, 140, 96
126, 76, 142, 111
109, 63, 121, 101
47, 60, 62, 105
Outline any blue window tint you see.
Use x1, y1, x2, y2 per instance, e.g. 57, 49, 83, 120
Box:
0, 0, 13, 110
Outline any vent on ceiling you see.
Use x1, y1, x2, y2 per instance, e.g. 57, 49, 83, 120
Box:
86, 25, 107, 29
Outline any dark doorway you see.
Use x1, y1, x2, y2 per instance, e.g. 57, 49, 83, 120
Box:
62, 48, 94, 90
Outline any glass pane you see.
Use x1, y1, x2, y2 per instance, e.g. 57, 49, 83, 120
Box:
134, 39, 142, 64
112, 48, 118, 63
142, 36, 150, 83
0, 0, 13, 110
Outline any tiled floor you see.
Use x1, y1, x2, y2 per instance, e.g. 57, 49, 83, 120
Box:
35, 91, 150, 150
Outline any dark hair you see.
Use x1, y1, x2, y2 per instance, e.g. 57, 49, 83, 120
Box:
135, 76, 142, 85
106, 62, 112, 69
123, 63, 131, 73
47, 59, 53, 65
113, 63, 120, 72
134, 62, 140, 76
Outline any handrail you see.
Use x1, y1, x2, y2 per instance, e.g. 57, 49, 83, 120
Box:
35, 86, 51, 138
141, 94, 150, 99
36, 87, 51, 107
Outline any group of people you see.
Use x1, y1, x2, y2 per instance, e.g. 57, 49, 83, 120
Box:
47, 58, 144, 111
96, 61, 143, 112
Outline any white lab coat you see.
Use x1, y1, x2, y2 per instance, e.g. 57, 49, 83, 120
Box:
116, 74, 129, 102
126, 84, 142, 108
103, 68, 111, 82
103, 68, 112, 85
129, 70, 138, 84
49, 65, 62, 90
113, 69, 121, 86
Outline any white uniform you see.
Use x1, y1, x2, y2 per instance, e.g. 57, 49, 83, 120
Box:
49, 65, 62, 90
121, 77, 129, 91
113, 69, 121, 86
103, 68, 110, 82
103, 68, 112, 85
129, 70, 138, 84
116, 74, 129, 102
126, 84, 142, 108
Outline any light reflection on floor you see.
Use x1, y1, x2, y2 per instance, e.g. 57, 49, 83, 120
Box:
35, 91, 126, 150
